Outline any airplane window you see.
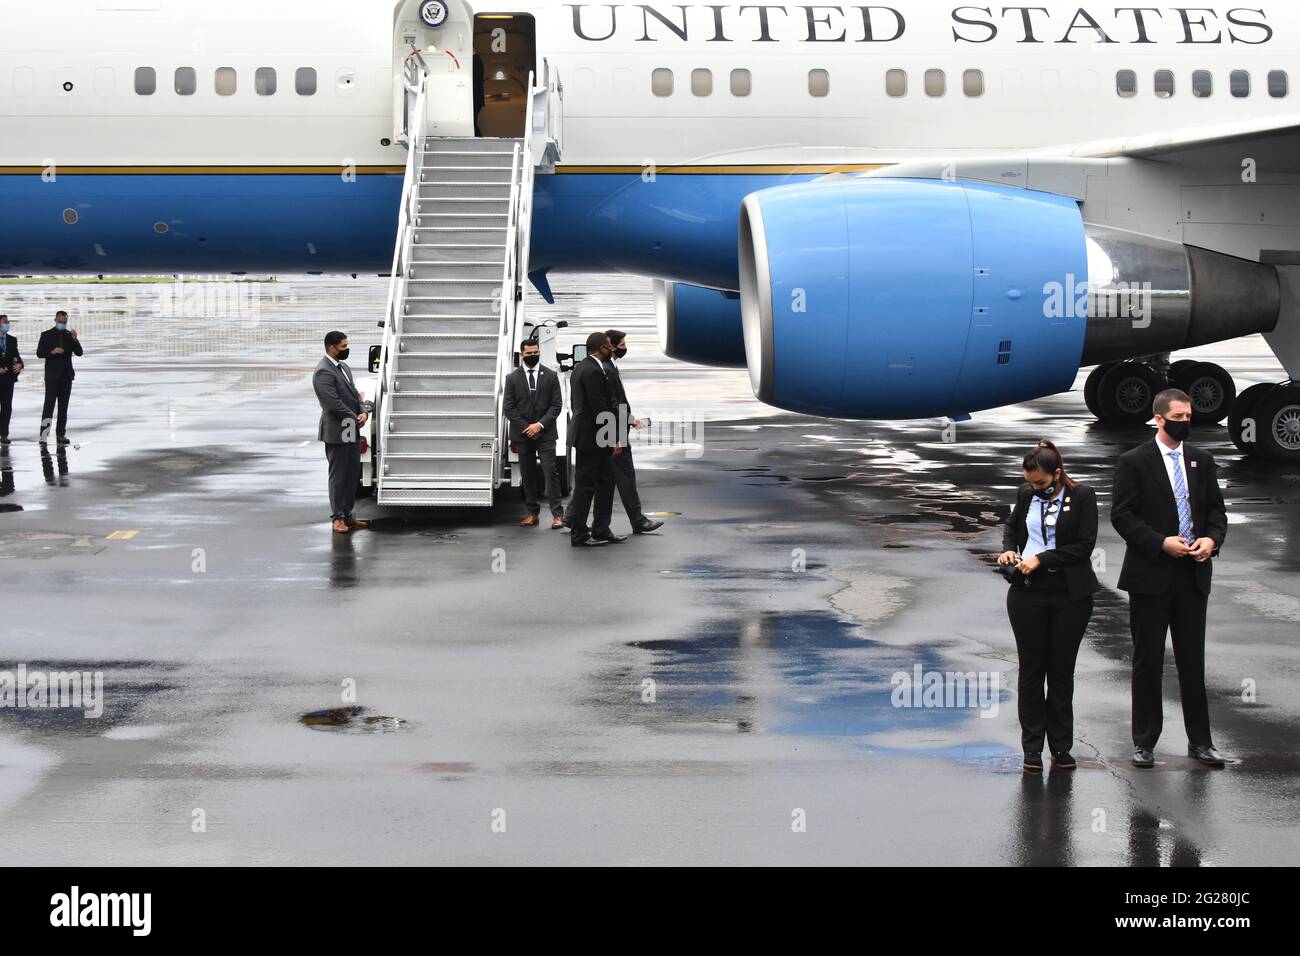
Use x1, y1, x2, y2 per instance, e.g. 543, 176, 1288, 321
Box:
1192, 70, 1212, 98
256, 68, 277, 96
886, 69, 907, 97
1154, 70, 1174, 98
175, 67, 196, 96
652, 68, 674, 97
1269, 70, 1288, 97
215, 67, 237, 96
692, 69, 712, 97
1116, 70, 1137, 98
809, 69, 830, 97
963, 70, 984, 97
296, 67, 318, 96
134, 67, 156, 96
1230, 70, 1250, 97
925, 69, 945, 97
731, 69, 751, 97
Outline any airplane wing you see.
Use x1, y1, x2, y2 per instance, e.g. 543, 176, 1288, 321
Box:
1057, 111, 1300, 171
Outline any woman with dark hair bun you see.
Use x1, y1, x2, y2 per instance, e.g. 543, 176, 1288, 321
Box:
997, 439, 1102, 774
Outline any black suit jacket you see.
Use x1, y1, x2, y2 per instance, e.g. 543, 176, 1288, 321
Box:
0, 335, 21, 377
1111, 440, 1228, 597
569, 356, 621, 453
1003, 482, 1103, 603
503, 364, 562, 443
36, 328, 83, 383
608, 359, 633, 420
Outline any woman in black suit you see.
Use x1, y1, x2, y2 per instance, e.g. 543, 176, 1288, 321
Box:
998, 440, 1101, 774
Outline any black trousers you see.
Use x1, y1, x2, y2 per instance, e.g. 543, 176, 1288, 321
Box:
611, 443, 645, 525
41, 377, 73, 439
570, 447, 614, 539
1129, 561, 1213, 749
1006, 577, 1093, 754
0, 375, 14, 439
324, 441, 360, 521
519, 437, 563, 517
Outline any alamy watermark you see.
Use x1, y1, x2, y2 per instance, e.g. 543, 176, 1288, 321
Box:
891, 664, 1001, 718
0, 665, 104, 719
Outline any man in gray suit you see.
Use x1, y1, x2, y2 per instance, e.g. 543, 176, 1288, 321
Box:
313, 331, 369, 535
503, 338, 565, 528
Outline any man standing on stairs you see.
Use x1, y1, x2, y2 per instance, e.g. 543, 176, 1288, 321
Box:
504, 338, 564, 529
314, 331, 369, 535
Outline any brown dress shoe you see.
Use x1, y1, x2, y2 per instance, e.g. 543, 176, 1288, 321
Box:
520, 514, 540, 528
551, 515, 565, 530
332, 519, 351, 534
347, 518, 370, 530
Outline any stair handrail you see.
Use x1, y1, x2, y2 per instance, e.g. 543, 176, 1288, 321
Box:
377, 66, 428, 484
493, 140, 524, 485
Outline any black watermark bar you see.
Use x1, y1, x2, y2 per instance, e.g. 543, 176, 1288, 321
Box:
0, 867, 1281, 938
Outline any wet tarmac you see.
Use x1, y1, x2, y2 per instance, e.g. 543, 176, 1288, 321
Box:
0, 275, 1297, 865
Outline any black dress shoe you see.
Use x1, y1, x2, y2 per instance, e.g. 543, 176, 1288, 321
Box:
1022, 752, 1043, 774
1051, 751, 1077, 770
1132, 748, 1155, 768
632, 518, 664, 534
571, 537, 608, 548
591, 532, 628, 543
1188, 744, 1226, 767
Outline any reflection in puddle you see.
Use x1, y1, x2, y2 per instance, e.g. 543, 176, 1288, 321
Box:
601, 612, 1008, 759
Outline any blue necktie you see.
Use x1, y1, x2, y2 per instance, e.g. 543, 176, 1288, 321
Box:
1169, 451, 1195, 544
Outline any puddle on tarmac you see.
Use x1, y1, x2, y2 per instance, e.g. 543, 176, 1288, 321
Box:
592, 612, 1005, 750
301, 706, 407, 733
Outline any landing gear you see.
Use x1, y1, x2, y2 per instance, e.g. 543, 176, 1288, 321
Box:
1237, 382, 1300, 463
1170, 361, 1235, 425
1228, 382, 1274, 455
1095, 362, 1165, 425
1086, 359, 1236, 427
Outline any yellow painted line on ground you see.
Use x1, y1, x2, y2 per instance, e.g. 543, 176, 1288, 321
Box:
106, 530, 139, 540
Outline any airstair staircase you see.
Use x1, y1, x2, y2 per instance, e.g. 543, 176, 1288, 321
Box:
375, 58, 561, 507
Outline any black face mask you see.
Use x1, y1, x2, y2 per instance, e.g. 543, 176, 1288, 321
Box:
522, 355, 539, 368
613, 347, 628, 360
1034, 482, 1059, 500
335, 348, 350, 362
1164, 419, 1192, 443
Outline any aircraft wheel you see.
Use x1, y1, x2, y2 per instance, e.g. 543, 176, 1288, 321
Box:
1228, 382, 1275, 455
1097, 362, 1163, 425
1167, 359, 1200, 385
1180, 361, 1236, 425
1083, 364, 1112, 419
1254, 384, 1300, 463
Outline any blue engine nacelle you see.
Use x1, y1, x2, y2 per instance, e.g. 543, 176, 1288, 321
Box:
655, 280, 748, 368
738, 178, 1090, 420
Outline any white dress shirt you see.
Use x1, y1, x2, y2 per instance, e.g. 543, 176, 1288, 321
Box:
1022, 484, 1067, 561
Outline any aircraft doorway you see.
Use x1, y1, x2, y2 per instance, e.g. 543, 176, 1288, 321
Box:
473, 13, 536, 138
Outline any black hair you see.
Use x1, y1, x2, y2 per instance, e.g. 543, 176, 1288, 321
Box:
324, 331, 347, 349
55, 311, 68, 319
585, 331, 610, 352
1022, 438, 1077, 490
605, 329, 627, 348
519, 338, 540, 351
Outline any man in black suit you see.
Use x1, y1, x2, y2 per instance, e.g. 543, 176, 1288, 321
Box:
504, 338, 565, 529
313, 331, 369, 535
1111, 388, 1229, 769
0, 314, 23, 445
567, 331, 624, 548
36, 310, 82, 445
605, 330, 664, 535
